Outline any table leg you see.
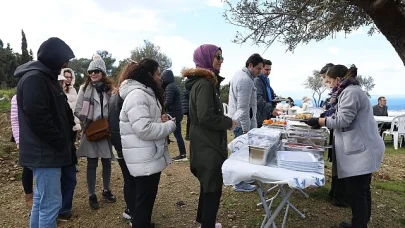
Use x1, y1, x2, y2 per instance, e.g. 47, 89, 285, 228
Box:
256, 182, 277, 228
264, 188, 294, 228
279, 185, 305, 219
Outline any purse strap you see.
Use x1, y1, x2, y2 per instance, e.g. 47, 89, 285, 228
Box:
98, 91, 104, 118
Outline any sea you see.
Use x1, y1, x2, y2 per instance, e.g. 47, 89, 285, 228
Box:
292, 96, 405, 112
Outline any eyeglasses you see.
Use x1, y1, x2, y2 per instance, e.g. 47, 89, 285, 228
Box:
88, 70, 101, 75
216, 54, 224, 61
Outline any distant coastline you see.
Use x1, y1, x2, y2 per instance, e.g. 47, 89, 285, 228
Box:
291, 96, 405, 111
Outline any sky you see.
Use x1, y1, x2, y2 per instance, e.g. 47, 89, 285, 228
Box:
1, 0, 404, 101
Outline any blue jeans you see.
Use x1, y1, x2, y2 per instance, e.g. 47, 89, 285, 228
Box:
30, 167, 62, 228
174, 120, 187, 156
60, 164, 77, 215
233, 127, 243, 139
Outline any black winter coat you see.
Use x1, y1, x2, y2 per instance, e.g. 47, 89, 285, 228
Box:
161, 70, 183, 121
15, 37, 75, 168
108, 92, 124, 157
184, 68, 232, 193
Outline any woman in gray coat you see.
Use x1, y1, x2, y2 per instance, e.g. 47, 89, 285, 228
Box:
305, 65, 384, 228
75, 54, 116, 209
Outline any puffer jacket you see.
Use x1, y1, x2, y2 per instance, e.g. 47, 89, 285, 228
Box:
10, 95, 19, 144
161, 70, 183, 121
60, 68, 81, 131
119, 79, 176, 177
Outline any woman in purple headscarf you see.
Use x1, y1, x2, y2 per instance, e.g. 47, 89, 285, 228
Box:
182, 45, 236, 228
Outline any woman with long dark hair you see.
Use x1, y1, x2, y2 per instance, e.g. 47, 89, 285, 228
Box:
119, 58, 176, 228
305, 65, 384, 228
75, 54, 116, 210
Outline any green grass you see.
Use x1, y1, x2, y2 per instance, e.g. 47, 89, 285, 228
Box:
374, 181, 405, 195
14, 171, 23, 181
0, 88, 16, 112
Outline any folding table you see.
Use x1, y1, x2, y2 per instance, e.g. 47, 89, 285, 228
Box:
222, 152, 325, 228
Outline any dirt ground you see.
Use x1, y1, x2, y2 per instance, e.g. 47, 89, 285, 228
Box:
0, 112, 404, 228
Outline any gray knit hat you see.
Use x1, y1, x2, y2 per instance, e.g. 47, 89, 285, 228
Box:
87, 54, 107, 75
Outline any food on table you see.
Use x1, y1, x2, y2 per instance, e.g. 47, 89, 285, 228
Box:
263, 119, 287, 126
295, 113, 313, 120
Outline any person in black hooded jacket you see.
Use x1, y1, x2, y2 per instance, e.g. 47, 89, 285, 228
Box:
15, 37, 75, 227
182, 86, 191, 140
161, 69, 187, 161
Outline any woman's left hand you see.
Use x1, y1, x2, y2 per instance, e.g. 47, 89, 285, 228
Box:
161, 114, 169, 123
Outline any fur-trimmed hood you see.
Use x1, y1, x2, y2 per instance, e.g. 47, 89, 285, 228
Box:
182, 68, 217, 91
60, 68, 76, 89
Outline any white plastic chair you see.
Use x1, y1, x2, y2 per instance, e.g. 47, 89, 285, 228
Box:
382, 114, 405, 150
222, 103, 230, 117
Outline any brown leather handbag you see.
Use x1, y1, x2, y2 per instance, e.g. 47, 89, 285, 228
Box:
85, 91, 111, 142
85, 118, 110, 142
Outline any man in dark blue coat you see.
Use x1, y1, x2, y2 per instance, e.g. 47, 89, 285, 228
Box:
15, 37, 75, 227
161, 69, 187, 161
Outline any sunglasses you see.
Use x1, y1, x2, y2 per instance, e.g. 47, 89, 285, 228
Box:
216, 54, 224, 61
88, 69, 101, 75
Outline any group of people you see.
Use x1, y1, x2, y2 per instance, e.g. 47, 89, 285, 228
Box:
10, 36, 385, 228
10, 37, 235, 228
225, 58, 385, 228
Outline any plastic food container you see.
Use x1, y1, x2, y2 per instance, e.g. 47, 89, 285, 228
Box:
249, 146, 272, 165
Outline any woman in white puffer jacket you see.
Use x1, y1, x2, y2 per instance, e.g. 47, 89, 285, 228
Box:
119, 58, 176, 228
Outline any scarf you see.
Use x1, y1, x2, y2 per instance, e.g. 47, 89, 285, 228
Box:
325, 77, 359, 116
193, 44, 221, 74
79, 82, 109, 129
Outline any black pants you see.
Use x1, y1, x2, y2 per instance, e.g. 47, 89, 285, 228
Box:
131, 172, 161, 228
196, 185, 222, 228
344, 173, 372, 228
117, 158, 136, 212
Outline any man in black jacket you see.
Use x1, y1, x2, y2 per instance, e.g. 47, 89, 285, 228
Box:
15, 37, 75, 227
182, 86, 190, 140
254, 59, 279, 128
161, 69, 187, 161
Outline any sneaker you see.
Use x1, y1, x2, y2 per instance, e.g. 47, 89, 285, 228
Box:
123, 208, 131, 220
58, 212, 72, 222
338, 221, 352, 228
102, 190, 117, 203
89, 194, 100, 210
233, 182, 257, 192
173, 154, 188, 161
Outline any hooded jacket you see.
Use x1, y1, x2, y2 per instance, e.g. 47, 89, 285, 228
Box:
15, 37, 75, 168
183, 68, 233, 193
228, 67, 258, 132
60, 68, 81, 131
119, 79, 176, 177
161, 70, 183, 121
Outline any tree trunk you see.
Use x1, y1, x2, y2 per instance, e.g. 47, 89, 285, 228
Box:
353, 0, 405, 65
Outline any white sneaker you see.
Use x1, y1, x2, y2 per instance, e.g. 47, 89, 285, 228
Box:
123, 208, 131, 220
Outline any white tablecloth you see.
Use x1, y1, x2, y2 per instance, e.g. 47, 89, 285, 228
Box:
374, 116, 394, 123
222, 142, 325, 189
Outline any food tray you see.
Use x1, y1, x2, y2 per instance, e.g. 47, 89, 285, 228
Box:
282, 142, 328, 153
286, 136, 327, 147
263, 124, 286, 130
